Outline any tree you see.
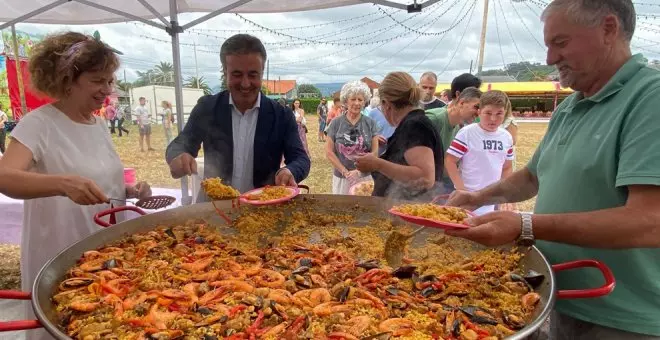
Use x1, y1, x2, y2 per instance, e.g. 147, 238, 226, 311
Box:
115, 79, 131, 93
184, 76, 212, 95
479, 62, 556, 81
297, 84, 321, 98
220, 73, 228, 91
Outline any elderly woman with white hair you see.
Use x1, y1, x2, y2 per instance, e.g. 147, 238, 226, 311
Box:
325, 80, 380, 194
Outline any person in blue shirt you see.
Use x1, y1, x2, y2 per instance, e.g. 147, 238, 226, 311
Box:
366, 93, 395, 155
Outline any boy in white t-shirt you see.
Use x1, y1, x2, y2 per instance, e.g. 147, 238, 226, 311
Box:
445, 90, 514, 215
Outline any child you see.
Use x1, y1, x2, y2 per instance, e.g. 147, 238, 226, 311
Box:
445, 90, 514, 215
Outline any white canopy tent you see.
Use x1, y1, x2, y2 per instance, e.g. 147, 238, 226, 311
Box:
1, 0, 439, 204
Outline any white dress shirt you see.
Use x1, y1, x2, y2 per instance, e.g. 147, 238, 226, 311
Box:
229, 92, 261, 193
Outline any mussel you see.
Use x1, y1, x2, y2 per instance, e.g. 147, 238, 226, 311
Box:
291, 266, 310, 275
420, 287, 437, 298
504, 313, 526, 330
386, 287, 399, 296
203, 335, 218, 340
451, 319, 461, 336
299, 258, 313, 267
165, 228, 176, 238
391, 265, 417, 279
270, 300, 287, 319
228, 249, 244, 256
194, 236, 205, 244
197, 307, 213, 315
58, 277, 94, 291
460, 306, 498, 325
242, 295, 264, 309
337, 286, 351, 303
356, 259, 381, 270
523, 270, 545, 288
102, 258, 117, 270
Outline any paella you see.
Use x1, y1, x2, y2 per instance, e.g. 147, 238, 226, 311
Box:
201, 178, 240, 200
244, 186, 293, 202
351, 181, 374, 197
52, 209, 544, 340
392, 204, 471, 225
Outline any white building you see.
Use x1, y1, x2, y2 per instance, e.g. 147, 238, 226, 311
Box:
129, 85, 205, 124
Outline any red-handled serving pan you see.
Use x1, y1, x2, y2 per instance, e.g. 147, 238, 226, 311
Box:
0, 195, 614, 339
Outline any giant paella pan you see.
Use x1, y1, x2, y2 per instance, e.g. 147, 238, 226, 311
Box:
0, 194, 614, 339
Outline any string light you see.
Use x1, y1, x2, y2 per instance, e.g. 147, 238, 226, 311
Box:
437, 0, 479, 75
408, 0, 475, 72
496, 0, 544, 79
509, 0, 545, 50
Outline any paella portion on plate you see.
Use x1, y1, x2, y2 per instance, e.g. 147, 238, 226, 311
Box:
52, 208, 544, 340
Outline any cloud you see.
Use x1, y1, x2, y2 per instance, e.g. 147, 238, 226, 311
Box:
6, 0, 660, 87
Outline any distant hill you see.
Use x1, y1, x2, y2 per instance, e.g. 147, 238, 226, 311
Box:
313, 83, 344, 97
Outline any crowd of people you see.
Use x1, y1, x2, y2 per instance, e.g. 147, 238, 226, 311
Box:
0, 0, 659, 339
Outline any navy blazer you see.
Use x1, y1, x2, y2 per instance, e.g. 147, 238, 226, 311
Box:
166, 91, 311, 202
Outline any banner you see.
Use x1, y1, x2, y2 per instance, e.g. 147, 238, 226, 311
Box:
5, 57, 54, 120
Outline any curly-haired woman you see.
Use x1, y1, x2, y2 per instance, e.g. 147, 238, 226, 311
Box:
0, 32, 151, 340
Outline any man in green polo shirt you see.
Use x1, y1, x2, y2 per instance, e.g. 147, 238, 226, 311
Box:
426, 87, 482, 194
446, 0, 660, 338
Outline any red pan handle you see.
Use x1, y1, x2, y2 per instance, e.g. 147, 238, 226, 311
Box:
552, 260, 616, 299
298, 184, 310, 194
0, 290, 42, 331
94, 205, 147, 228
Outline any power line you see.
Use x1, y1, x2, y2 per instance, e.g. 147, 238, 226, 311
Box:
320, 0, 451, 74
496, 0, 543, 79
493, 0, 512, 76
438, 0, 479, 75
190, 11, 382, 33
509, 0, 546, 50
317, 0, 469, 75
409, 0, 476, 72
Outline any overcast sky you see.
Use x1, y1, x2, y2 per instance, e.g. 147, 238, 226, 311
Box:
5, 0, 660, 88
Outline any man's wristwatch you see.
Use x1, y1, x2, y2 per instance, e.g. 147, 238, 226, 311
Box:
517, 213, 535, 247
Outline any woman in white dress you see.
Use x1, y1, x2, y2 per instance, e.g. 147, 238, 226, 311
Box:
0, 32, 151, 340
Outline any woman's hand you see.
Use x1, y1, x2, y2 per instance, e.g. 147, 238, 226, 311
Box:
127, 181, 152, 199
355, 153, 381, 173
58, 175, 108, 205
344, 170, 361, 184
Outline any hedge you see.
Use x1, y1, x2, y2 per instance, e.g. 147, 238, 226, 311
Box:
299, 98, 322, 114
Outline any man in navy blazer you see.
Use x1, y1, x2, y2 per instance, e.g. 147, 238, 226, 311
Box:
166, 34, 310, 202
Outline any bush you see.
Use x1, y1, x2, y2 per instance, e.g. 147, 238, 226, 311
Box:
299, 98, 321, 115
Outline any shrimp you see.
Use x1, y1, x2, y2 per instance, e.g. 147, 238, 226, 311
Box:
313, 302, 352, 316
268, 289, 294, 305
210, 279, 255, 293
261, 322, 288, 338
123, 292, 148, 310
192, 270, 221, 282
335, 315, 372, 336
378, 318, 414, 336
199, 289, 226, 306
103, 294, 124, 318
253, 269, 285, 288
180, 257, 213, 273
69, 300, 100, 312
327, 332, 360, 340
522, 292, 540, 310
79, 258, 106, 272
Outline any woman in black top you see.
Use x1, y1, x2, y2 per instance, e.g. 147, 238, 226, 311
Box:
356, 71, 444, 201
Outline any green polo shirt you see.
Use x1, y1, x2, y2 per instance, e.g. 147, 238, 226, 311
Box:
426, 107, 460, 186
528, 54, 660, 335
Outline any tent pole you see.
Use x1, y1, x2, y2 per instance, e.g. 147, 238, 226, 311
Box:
168, 0, 191, 205
0, 0, 68, 31
136, 0, 171, 27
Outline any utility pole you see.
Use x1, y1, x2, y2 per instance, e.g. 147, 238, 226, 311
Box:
11, 25, 28, 116
477, 0, 490, 75
193, 42, 199, 88
469, 60, 473, 74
